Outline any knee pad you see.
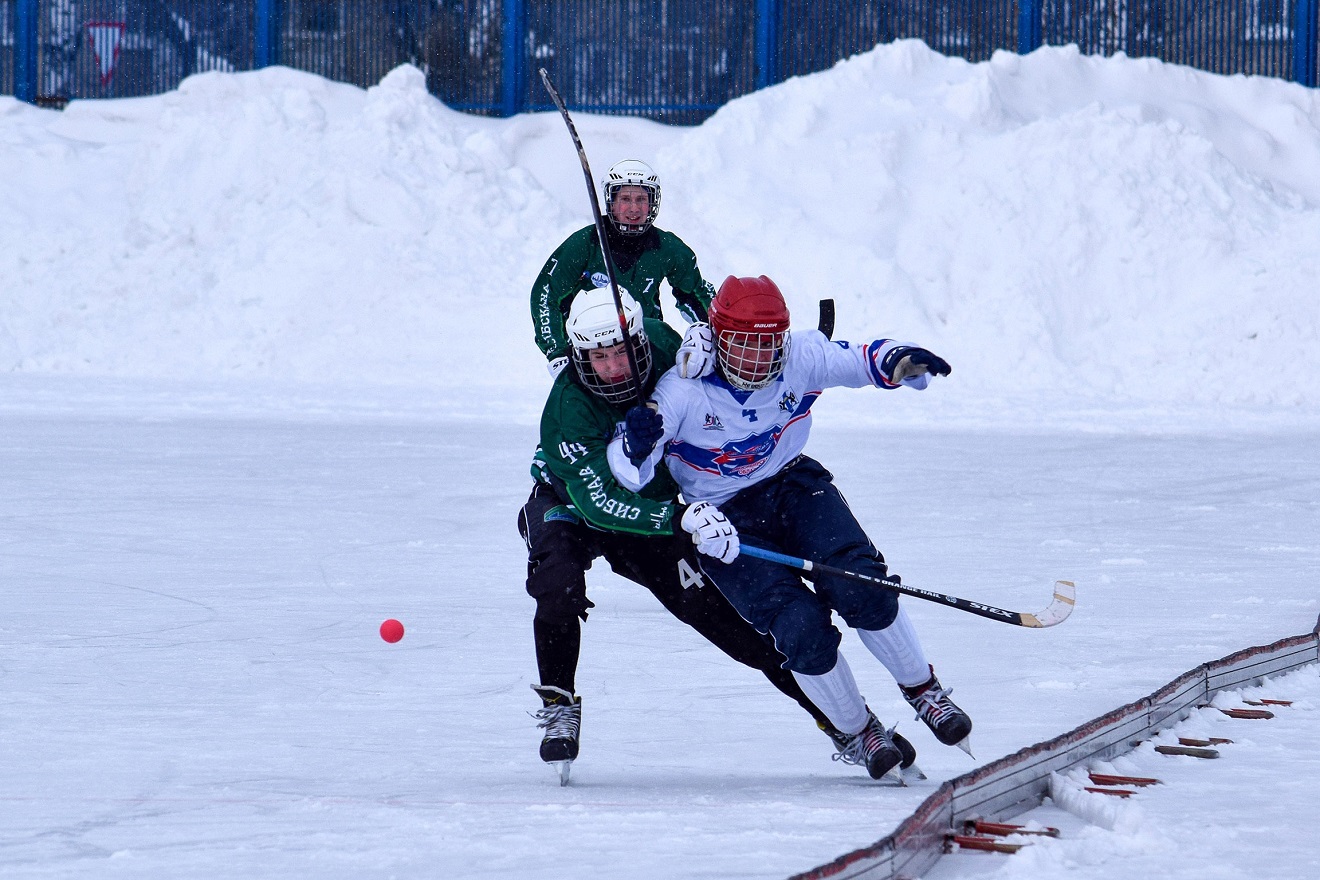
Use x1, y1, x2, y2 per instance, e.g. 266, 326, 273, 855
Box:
525, 524, 595, 623
532, 585, 596, 624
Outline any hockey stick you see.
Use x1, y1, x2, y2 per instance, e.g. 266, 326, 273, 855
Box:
539, 67, 645, 408
817, 298, 835, 339
739, 544, 1075, 628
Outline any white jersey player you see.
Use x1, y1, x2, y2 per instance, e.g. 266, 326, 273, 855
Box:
610, 275, 973, 780
612, 320, 937, 506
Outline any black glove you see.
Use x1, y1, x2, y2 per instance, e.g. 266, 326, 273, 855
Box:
622, 405, 664, 464
883, 346, 951, 384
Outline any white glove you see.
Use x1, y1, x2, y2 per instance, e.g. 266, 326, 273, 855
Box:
547, 355, 570, 379
676, 322, 715, 379
680, 501, 740, 563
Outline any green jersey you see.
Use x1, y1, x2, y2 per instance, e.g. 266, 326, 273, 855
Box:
534, 319, 684, 537
531, 224, 716, 361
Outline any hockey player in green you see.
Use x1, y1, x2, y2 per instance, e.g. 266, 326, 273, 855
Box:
519, 286, 839, 784
529, 159, 717, 377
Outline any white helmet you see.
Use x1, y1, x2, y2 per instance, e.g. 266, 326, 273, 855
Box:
565, 286, 652, 404
602, 159, 661, 235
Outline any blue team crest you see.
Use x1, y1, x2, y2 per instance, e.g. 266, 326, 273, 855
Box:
711, 431, 780, 477
671, 391, 821, 480
672, 428, 783, 478
590, 272, 611, 288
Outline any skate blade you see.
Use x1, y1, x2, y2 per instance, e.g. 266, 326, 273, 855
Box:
876, 764, 908, 786
953, 736, 974, 759
901, 763, 928, 783
553, 760, 572, 786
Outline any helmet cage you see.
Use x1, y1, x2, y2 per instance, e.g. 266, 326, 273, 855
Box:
572, 333, 652, 405
566, 286, 652, 405
715, 329, 790, 391
602, 160, 661, 235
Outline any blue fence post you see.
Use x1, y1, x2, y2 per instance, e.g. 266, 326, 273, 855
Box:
255, 0, 277, 68
755, 0, 778, 90
1296, 0, 1318, 87
15, 0, 37, 103
502, 0, 526, 116
1018, 0, 1043, 56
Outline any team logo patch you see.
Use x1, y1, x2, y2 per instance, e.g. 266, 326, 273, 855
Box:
711, 433, 778, 477
590, 272, 611, 288
671, 392, 821, 480
702, 413, 725, 431
778, 390, 798, 412
543, 505, 581, 525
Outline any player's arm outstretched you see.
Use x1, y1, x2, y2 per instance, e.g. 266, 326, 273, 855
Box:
795, 330, 952, 392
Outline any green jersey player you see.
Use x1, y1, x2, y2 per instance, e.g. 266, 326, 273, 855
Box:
529, 160, 716, 377
519, 286, 840, 784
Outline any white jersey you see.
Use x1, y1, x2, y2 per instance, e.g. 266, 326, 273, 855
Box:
610, 330, 932, 506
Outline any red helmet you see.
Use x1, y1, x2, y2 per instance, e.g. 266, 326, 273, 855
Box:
708, 276, 791, 390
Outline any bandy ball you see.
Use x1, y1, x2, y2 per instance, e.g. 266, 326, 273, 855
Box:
380, 619, 405, 643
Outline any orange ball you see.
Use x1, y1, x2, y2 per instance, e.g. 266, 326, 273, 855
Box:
379, 619, 405, 643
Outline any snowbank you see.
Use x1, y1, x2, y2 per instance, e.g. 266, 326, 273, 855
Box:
3, 43, 1319, 423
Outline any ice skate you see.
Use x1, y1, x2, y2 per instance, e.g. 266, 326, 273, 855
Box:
822, 718, 924, 782
901, 666, 973, 756
832, 712, 904, 783
532, 685, 581, 786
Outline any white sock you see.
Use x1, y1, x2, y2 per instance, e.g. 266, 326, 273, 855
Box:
792, 652, 869, 735
857, 606, 931, 689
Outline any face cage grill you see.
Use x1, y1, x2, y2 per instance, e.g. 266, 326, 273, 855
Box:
716, 330, 789, 391
572, 338, 653, 405
605, 183, 660, 235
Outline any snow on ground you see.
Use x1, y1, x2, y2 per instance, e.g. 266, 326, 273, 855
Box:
1, 39, 1318, 879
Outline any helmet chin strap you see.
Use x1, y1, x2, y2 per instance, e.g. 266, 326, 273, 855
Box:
610, 219, 648, 235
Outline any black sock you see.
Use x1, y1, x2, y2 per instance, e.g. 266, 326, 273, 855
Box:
534, 617, 581, 695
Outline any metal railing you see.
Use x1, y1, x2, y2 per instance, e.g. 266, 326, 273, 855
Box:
4, 2, 1318, 119
789, 620, 1320, 880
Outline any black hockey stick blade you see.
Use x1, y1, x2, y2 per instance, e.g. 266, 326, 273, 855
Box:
817, 299, 835, 339
538, 67, 645, 407
739, 544, 1075, 628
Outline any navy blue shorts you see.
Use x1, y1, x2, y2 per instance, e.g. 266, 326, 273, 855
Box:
699, 456, 898, 675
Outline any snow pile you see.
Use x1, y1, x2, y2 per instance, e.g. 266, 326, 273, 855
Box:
1, 65, 562, 399
3, 43, 1320, 421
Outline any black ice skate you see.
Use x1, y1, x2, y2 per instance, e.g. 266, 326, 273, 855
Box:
531, 684, 581, 786
832, 712, 905, 782
900, 666, 973, 756
820, 718, 925, 783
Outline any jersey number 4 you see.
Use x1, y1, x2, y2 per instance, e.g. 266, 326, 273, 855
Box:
677, 557, 706, 590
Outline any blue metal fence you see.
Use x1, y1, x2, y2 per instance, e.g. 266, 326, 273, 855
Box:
4, 1, 1318, 116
